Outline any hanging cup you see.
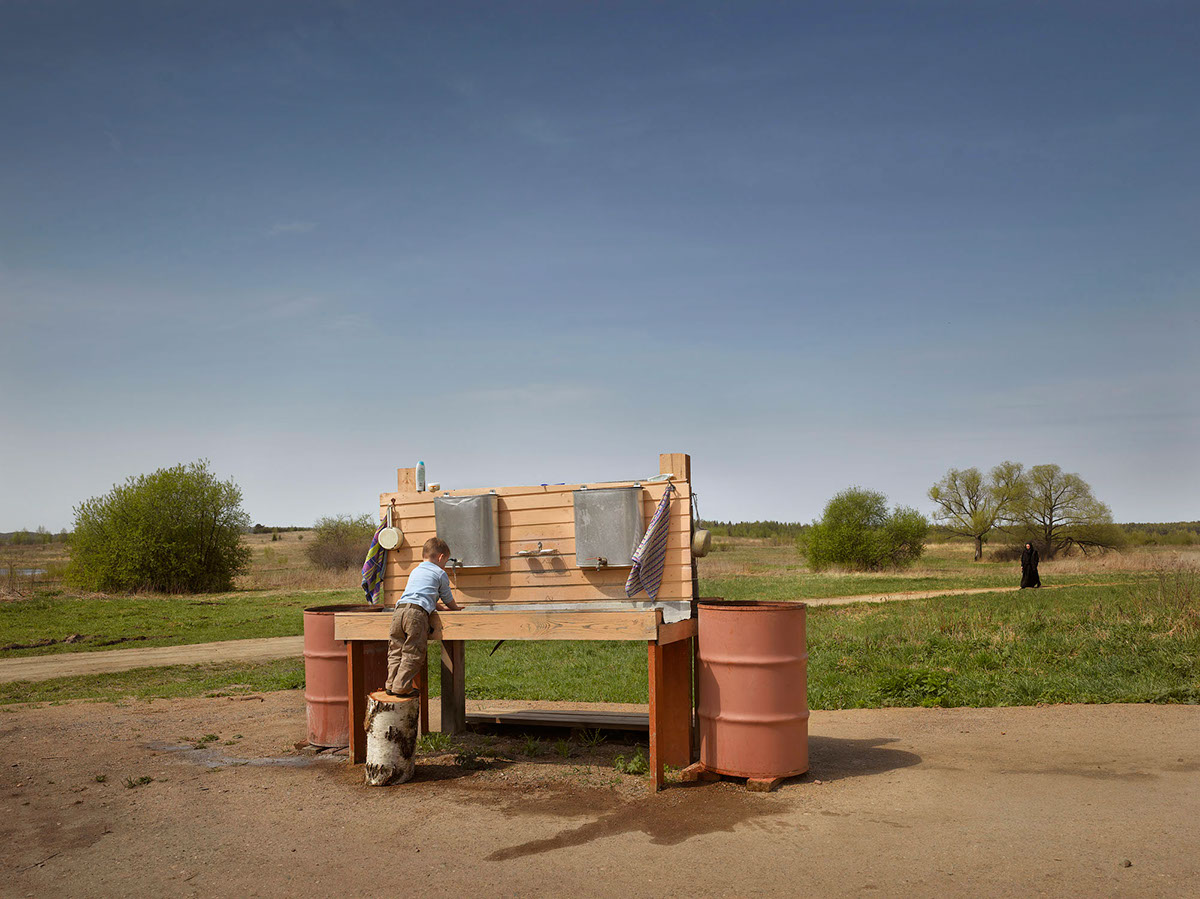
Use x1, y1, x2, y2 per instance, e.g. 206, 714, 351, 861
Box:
378, 504, 403, 550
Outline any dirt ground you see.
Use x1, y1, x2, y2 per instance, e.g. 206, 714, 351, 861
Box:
1, 695, 1197, 898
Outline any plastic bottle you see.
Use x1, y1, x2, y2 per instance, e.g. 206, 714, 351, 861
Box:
416, 461, 426, 492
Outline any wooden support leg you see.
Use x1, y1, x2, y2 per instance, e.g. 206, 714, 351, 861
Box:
659, 639, 693, 768
418, 655, 430, 737
648, 641, 665, 791
440, 640, 466, 735
649, 638, 694, 791
691, 633, 700, 762
347, 641, 367, 764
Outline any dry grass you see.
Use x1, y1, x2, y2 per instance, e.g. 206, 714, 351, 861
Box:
1041, 548, 1200, 576
234, 530, 363, 592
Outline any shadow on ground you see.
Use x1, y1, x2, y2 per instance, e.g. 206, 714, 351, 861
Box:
806, 734, 922, 783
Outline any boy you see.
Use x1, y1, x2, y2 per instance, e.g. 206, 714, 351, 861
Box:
386, 537, 462, 696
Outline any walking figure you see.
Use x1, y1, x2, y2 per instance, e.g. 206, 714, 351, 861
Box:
1020, 542, 1041, 589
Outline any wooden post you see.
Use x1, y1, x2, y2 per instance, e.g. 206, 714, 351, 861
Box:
418, 656, 430, 736
347, 641, 367, 764
659, 638, 693, 767
397, 467, 418, 493
440, 640, 466, 735
691, 632, 700, 762
648, 640, 666, 791
659, 452, 691, 481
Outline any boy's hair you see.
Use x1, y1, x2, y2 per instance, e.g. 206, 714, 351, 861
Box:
423, 537, 450, 560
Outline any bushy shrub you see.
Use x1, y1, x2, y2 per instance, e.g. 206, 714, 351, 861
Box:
67, 460, 251, 593
306, 514, 377, 570
804, 487, 928, 571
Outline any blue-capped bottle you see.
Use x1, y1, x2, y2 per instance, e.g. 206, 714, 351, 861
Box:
416, 461, 426, 492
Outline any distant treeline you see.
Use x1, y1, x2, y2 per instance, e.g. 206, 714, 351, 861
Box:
701, 520, 1199, 548
249, 524, 310, 534
931, 521, 1200, 547
1119, 522, 1200, 546
699, 520, 810, 540
0, 528, 68, 545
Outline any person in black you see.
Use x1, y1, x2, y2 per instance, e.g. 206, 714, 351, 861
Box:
1020, 542, 1041, 589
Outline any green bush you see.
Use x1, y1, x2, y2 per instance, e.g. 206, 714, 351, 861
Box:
67, 460, 251, 593
804, 487, 928, 571
306, 514, 376, 570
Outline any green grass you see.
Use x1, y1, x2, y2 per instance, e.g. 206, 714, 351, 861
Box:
812, 579, 1199, 707
6, 579, 1193, 709
0, 589, 358, 658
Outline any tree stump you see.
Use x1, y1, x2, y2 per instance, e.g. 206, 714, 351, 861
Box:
364, 690, 419, 786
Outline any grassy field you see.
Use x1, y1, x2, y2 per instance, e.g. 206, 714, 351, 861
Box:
1, 537, 1196, 708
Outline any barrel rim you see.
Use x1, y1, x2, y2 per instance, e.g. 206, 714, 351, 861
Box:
303, 603, 388, 614
697, 600, 807, 612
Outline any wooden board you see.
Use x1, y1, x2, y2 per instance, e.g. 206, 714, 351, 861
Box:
465, 708, 650, 732
336, 609, 664, 642
381, 455, 693, 608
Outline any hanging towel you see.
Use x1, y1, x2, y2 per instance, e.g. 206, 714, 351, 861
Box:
626, 484, 674, 600
360, 524, 387, 604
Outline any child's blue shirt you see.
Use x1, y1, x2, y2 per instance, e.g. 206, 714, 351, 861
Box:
396, 560, 453, 614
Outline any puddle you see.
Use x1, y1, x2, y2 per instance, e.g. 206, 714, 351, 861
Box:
485, 783, 785, 861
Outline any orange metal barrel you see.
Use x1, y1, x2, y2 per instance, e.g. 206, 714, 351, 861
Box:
697, 600, 809, 778
303, 604, 389, 748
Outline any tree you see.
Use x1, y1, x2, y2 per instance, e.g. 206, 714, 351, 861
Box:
1004, 464, 1121, 558
805, 487, 929, 571
928, 462, 1025, 561
67, 460, 251, 593
306, 514, 377, 570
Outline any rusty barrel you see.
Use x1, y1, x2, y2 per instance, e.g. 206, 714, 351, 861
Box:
303, 604, 389, 748
697, 600, 809, 779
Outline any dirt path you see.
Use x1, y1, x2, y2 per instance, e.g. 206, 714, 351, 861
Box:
1, 695, 1195, 897
0, 585, 1103, 683
0, 636, 304, 683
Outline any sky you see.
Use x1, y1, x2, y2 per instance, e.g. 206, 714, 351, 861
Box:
2, 0, 1198, 531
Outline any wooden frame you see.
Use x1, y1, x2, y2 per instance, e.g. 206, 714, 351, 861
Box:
338, 453, 699, 791
376, 453, 693, 607
334, 608, 697, 791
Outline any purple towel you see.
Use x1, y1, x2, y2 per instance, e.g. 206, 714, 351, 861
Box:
626, 484, 674, 600
360, 524, 387, 604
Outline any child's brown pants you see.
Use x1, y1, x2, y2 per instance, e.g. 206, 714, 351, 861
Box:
386, 603, 430, 694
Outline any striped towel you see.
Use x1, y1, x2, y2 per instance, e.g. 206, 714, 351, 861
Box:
626, 484, 674, 600
360, 524, 387, 605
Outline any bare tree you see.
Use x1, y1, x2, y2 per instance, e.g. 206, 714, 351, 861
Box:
928, 462, 1025, 561
1005, 464, 1120, 558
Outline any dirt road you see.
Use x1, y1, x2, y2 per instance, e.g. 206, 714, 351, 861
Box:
2, 694, 1195, 897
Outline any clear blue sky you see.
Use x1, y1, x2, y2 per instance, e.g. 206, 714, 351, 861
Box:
2, 1, 1197, 531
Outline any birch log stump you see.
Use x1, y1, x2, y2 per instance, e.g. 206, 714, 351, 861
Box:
364, 690, 419, 786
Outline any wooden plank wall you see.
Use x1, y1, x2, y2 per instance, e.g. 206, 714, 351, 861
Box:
379, 453, 693, 606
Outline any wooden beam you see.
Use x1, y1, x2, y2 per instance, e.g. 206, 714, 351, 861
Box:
335, 609, 663, 643
418, 657, 429, 737
656, 617, 697, 645
648, 640, 666, 791
660, 453, 690, 481
397, 468, 417, 493
441, 640, 466, 735
658, 638, 693, 768
465, 708, 650, 731
346, 642, 367, 764
382, 479, 690, 507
